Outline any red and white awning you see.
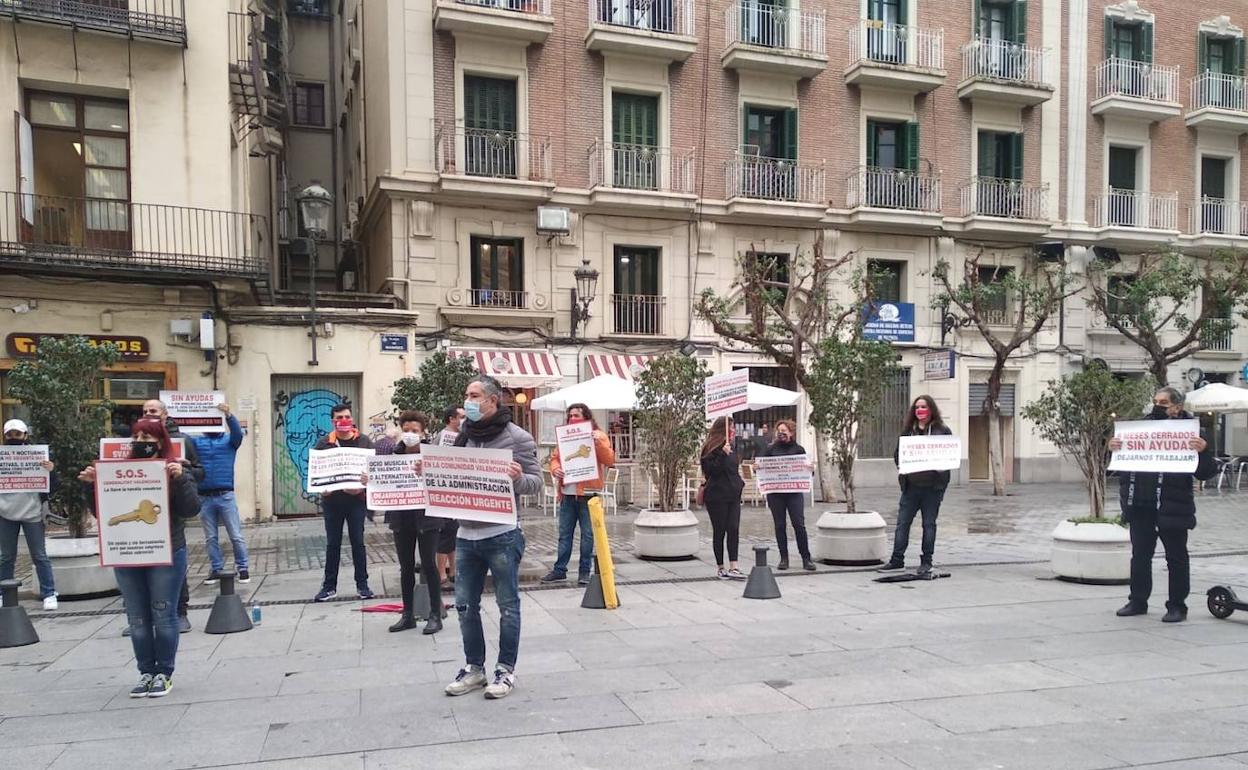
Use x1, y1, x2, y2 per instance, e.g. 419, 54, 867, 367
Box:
585, 354, 655, 380
450, 348, 563, 388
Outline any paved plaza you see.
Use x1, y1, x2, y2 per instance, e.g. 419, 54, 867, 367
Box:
5, 482, 1248, 769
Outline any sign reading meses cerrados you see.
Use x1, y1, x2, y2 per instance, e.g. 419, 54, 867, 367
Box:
754, 453, 812, 495
1108, 419, 1200, 474
705, 369, 750, 420
0, 445, 50, 494
100, 437, 185, 461
6, 333, 150, 362
420, 444, 518, 525
306, 447, 374, 494
555, 421, 598, 484
95, 459, 172, 567
365, 454, 426, 512
897, 435, 963, 474
159, 390, 227, 433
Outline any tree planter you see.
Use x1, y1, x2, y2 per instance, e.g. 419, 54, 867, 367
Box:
633, 509, 700, 560
44, 536, 118, 600
813, 510, 887, 565
1050, 520, 1130, 585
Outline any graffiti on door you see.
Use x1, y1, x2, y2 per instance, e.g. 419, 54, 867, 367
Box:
272, 388, 352, 510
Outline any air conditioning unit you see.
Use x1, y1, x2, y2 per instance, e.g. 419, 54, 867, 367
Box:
537, 206, 571, 235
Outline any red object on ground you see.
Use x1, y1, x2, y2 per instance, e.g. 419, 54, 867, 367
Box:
360, 603, 404, 613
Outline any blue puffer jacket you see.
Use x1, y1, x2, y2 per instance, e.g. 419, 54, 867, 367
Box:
190, 414, 245, 493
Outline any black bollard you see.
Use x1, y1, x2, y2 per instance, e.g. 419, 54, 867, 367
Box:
0, 579, 39, 648
581, 557, 608, 610
743, 545, 781, 600
412, 573, 432, 620
204, 572, 253, 634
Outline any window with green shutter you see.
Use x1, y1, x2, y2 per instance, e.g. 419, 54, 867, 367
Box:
743, 105, 796, 160
463, 75, 518, 178
1105, 18, 1152, 63
976, 0, 1025, 44
611, 92, 660, 189
867, 119, 917, 171
977, 131, 1023, 180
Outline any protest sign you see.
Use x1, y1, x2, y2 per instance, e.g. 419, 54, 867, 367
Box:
0, 444, 50, 494
1108, 419, 1200, 474
100, 437, 185, 461
439, 430, 459, 447
897, 435, 963, 474
366, 454, 427, 511
705, 369, 750, 420
420, 444, 518, 525
555, 421, 599, 484
159, 390, 226, 434
306, 447, 374, 494
95, 459, 171, 567
754, 453, 812, 495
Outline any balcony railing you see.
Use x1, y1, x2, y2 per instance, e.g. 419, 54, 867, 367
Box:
726, 153, 825, 204
0, 0, 187, 45
1189, 198, 1248, 236
588, 141, 695, 194
1190, 72, 1248, 113
1200, 318, 1235, 352
849, 20, 944, 70
961, 38, 1048, 85
847, 166, 941, 212
229, 11, 263, 118
1095, 58, 1179, 103
725, 2, 825, 57
589, 0, 693, 36
1094, 189, 1178, 230
449, 0, 551, 14
982, 305, 1010, 326
434, 123, 553, 183
611, 293, 665, 336
469, 288, 527, 309
0, 191, 268, 277
959, 177, 1048, 220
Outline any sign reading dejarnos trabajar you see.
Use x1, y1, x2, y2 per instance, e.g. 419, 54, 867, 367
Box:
1108, 419, 1200, 474
306, 447, 374, 494
754, 453, 812, 495
95, 459, 171, 567
419, 445, 517, 525
0, 444, 50, 494
365, 454, 426, 512
897, 435, 963, 474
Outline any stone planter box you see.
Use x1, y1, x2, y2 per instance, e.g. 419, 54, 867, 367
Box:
813, 510, 887, 565
44, 537, 119, 600
1051, 519, 1130, 584
633, 508, 699, 560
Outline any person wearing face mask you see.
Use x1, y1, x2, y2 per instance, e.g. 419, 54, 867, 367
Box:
188, 402, 249, 586
760, 419, 815, 571
700, 417, 747, 581
1109, 387, 1216, 623
541, 403, 616, 586
880, 396, 953, 575
0, 419, 59, 611
79, 418, 200, 698
313, 403, 375, 603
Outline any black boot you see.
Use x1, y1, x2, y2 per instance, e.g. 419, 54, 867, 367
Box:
777, 558, 789, 571
1116, 602, 1148, 617
422, 613, 443, 635
1161, 606, 1187, 623
389, 613, 418, 632
802, 558, 816, 571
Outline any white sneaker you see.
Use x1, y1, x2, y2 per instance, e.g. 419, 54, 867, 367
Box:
444, 665, 487, 696
42, 595, 58, 611
484, 668, 515, 700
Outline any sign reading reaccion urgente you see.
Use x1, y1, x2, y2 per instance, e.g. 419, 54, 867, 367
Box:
6, 333, 151, 362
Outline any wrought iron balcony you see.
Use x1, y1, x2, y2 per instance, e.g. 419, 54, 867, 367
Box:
229, 11, 263, 118
611, 293, 665, 336
959, 177, 1048, 220
0, 0, 187, 46
469, 288, 527, 309
961, 38, 1048, 86
433, 0, 553, 43
722, 2, 827, 78
847, 166, 941, 212
434, 123, 553, 184
1189, 198, 1248, 237
1092, 58, 1181, 122
1094, 189, 1178, 231
589, 141, 695, 194
725, 153, 825, 204
1200, 318, 1235, 352
0, 191, 268, 278
590, 0, 693, 36
1187, 72, 1248, 131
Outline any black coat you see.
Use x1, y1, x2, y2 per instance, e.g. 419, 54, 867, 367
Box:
760, 440, 806, 459
894, 423, 954, 492
1117, 412, 1217, 530
384, 441, 440, 533
700, 447, 744, 506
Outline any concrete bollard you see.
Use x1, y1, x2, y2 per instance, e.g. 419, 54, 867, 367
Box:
204, 572, 254, 634
743, 545, 781, 600
0, 579, 39, 648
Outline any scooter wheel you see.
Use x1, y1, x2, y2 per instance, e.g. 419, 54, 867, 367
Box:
1208, 587, 1236, 619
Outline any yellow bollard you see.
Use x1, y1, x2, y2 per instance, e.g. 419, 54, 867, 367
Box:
588, 496, 619, 609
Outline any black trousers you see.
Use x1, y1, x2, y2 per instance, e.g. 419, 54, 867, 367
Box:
1128, 514, 1190, 611
706, 499, 741, 566
394, 527, 442, 616
766, 493, 810, 561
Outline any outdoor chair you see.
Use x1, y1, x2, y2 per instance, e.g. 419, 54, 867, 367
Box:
602, 467, 620, 514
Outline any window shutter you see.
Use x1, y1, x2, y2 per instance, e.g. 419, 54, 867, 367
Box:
866, 120, 878, 168
1141, 21, 1154, 64
973, 0, 982, 38
1199, 32, 1210, 73
1236, 37, 1247, 76
977, 131, 992, 178
904, 122, 920, 172
1010, 133, 1024, 181
1013, 0, 1027, 45
783, 108, 798, 160
741, 105, 750, 152
1104, 16, 1113, 60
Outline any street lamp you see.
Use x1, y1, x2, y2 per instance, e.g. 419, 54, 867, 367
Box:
570, 258, 599, 339
295, 183, 333, 366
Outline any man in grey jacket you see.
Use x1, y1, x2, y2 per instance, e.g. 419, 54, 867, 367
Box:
443, 375, 540, 701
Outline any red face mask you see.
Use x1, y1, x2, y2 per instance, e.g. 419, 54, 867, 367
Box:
568, 415, 587, 424
914, 407, 931, 421
334, 418, 355, 433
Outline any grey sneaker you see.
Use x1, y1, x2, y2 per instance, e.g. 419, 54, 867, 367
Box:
726, 568, 747, 581
445, 665, 488, 696
877, 560, 905, 573
129, 673, 154, 698
147, 674, 173, 698
484, 668, 515, 700
916, 563, 933, 576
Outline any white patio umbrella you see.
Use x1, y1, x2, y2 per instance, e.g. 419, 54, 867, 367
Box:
745, 381, 801, 410
530, 374, 638, 412
1185, 382, 1248, 413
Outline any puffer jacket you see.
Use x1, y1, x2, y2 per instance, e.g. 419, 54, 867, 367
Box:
189, 414, 244, 493
1118, 411, 1217, 530
894, 423, 954, 492
454, 417, 542, 536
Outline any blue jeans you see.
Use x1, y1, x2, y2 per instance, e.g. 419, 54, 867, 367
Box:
455, 529, 525, 672
200, 492, 248, 572
552, 496, 594, 578
0, 517, 56, 598
891, 485, 945, 565
322, 493, 369, 591
115, 546, 187, 677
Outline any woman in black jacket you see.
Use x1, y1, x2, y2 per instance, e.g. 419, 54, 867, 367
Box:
700, 417, 746, 580
880, 396, 952, 575
760, 419, 815, 571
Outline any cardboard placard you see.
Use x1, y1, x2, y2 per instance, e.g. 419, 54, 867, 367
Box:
705, 369, 750, 420
100, 437, 185, 461
366, 454, 427, 511
438, 429, 460, 447
95, 459, 172, 567
420, 444, 518, 525
0, 444, 50, 494
159, 390, 227, 434
306, 447, 374, 494
1108, 419, 1200, 474
754, 453, 812, 495
555, 422, 599, 484
897, 435, 963, 474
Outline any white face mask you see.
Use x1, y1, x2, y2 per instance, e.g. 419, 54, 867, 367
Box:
400, 432, 422, 447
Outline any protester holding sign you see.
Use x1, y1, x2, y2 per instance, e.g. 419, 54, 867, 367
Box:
143, 399, 202, 634
759, 420, 815, 572
189, 402, 249, 586
881, 396, 953, 576
79, 418, 200, 699
701, 417, 746, 581
542, 404, 616, 586
435, 404, 466, 590
313, 404, 375, 603
1110, 387, 1216, 624
0, 419, 58, 610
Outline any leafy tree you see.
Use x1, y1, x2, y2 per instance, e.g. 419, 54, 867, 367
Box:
8, 336, 120, 538
391, 350, 478, 418
633, 354, 709, 512
1087, 249, 1248, 385
1022, 365, 1154, 521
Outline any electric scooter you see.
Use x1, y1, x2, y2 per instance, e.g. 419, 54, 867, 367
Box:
1206, 586, 1248, 619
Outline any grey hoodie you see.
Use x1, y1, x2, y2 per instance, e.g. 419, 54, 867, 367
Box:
0, 492, 43, 523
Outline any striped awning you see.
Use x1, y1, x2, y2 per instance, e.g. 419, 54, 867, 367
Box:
449, 348, 563, 388
585, 354, 655, 380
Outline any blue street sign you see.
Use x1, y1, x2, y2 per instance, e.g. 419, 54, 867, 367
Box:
380, 334, 408, 353
863, 302, 916, 343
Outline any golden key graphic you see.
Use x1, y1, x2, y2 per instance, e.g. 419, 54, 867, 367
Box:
566, 444, 592, 460
108, 500, 162, 526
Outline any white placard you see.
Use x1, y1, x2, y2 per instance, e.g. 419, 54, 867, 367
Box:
420, 444, 518, 525
438, 429, 460, 447
100, 437, 186, 461
366, 454, 427, 511
555, 422, 599, 484
306, 447, 374, 494
1108, 419, 1200, 474
705, 369, 750, 420
0, 445, 50, 494
159, 390, 227, 434
95, 459, 172, 567
754, 453, 812, 495
897, 435, 963, 474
